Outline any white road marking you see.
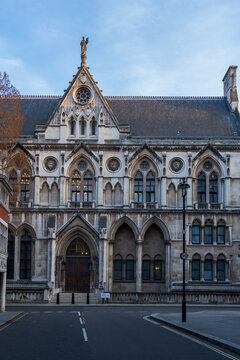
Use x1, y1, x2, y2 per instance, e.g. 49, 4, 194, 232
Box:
161, 325, 240, 360
82, 327, 88, 341
143, 317, 240, 360
56, 311, 65, 313
78, 311, 81, 317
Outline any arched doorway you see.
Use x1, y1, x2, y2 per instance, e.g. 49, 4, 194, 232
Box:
65, 238, 91, 292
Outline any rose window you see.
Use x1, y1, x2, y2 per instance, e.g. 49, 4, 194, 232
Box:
75, 87, 91, 105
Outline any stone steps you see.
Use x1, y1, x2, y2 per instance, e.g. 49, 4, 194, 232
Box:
50, 292, 100, 304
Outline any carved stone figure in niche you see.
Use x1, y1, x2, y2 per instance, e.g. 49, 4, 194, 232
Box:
108, 158, 120, 172
170, 158, 184, 172
80, 36, 88, 67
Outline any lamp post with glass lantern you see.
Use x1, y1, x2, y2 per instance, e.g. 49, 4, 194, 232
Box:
178, 178, 190, 323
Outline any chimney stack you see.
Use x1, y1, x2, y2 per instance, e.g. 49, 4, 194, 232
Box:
223, 66, 238, 111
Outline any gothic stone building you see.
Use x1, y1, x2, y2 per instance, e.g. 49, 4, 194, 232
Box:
5, 45, 240, 302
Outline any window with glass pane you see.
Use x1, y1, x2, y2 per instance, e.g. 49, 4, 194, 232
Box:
71, 170, 81, 202
154, 260, 162, 280
114, 260, 122, 280
197, 172, 206, 203
146, 171, 155, 202
192, 259, 200, 280
20, 171, 30, 202
204, 260, 213, 280
20, 230, 32, 279
134, 171, 143, 202
142, 260, 150, 280
83, 171, 93, 202
192, 225, 200, 244
91, 121, 96, 135
7, 232, 15, 279
204, 226, 213, 244
126, 260, 134, 280
217, 226, 225, 244
81, 120, 85, 135
70, 118, 75, 135
209, 172, 218, 203
217, 260, 225, 281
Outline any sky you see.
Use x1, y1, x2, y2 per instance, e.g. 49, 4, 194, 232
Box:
0, 0, 240, 96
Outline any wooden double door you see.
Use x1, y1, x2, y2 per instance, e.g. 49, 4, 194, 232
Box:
65, 256, 90, 293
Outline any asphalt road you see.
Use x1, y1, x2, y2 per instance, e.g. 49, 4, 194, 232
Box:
1, 305, 239, 360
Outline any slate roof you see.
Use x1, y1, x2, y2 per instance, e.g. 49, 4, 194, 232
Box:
19, 96, 240, 138
106, 97, 240, 137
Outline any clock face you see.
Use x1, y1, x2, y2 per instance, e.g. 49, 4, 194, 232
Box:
75, 86, 91, 105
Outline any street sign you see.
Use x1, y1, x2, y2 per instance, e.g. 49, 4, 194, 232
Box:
180, 252, 188, 260
101, 293, 110, 299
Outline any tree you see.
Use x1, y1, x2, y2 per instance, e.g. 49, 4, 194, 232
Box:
0, 72, 26, 173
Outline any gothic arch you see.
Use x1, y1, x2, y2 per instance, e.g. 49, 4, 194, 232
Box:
193, 155, 223, 178
17, 223, 36, 239
140, 216, 170, 242
109, 216, 139, 240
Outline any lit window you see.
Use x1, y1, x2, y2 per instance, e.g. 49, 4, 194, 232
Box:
20, 171, 30, 202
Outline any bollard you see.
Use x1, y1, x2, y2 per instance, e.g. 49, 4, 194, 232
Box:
57, 293, 60, 304
72, 292, 75, 304
87, 293, 89, 304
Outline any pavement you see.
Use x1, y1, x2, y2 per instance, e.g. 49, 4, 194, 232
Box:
151, 309, 240, 355
0, 311, 25, 329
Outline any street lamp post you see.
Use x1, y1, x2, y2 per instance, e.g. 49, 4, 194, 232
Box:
178, 178, 190, 323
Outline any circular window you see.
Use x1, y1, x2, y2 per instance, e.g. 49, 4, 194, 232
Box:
107, 157, 121, 172
75, 86, 91, 105
170, 158, 184, 173
44, 157, 58, 172
140, 161, 149, 171
203, 161, 212, 171
78, 160, 87, 171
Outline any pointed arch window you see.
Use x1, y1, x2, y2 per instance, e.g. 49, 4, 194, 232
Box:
114, 255, 122, 280
192, 219, 201, 244
204, 256, 213, 281
80, 117, 85, 136
20, 171, 30, 202
142, 255, 151, 280
125, 255, 134, 280
91, 117, 97, 136
69, 117, 75, 136
217, 256, 225, 281
192, 255, 200, 280
20, 229, 32, 279
204, 220, 213, 244
217, 220, 225, 244
209, 172, 218, 203
197, 172, 206, 203
134, 171, 143, 203
71, 170, 81, 202
146, 171, 155, 202
83, 171, 93, 202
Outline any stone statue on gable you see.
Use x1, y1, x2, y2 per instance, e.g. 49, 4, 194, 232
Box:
80, 36, 88, 67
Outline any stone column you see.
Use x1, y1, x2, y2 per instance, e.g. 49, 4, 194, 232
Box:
213, 260, 217, 281
200, 260, 204, 281
224, 178, 231, 207
34, 176, 40, 207
226, 260, 231, 282
98, 239, 103, 288
98, 176, 103, 207
165, 242, 171, 292
14, 234, 18, 280
186, 177, 192, 209
136, 241, 143, 293
1, 272, 6, 312
227, 225, 232, 245
161, 177, 167, 208
123, 176, 129, 207
108, 241, 114, 292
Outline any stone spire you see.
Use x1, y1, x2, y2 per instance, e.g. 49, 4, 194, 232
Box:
80, 36, 88, 67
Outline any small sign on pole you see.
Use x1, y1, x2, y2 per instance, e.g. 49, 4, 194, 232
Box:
180, 252, 188, 260
101, 293, 110, 299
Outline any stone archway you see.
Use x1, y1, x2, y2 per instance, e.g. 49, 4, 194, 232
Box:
65, 238, 91, 292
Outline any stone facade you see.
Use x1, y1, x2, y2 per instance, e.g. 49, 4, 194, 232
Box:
4, 46, 240, 302
0, 175, 12, 310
